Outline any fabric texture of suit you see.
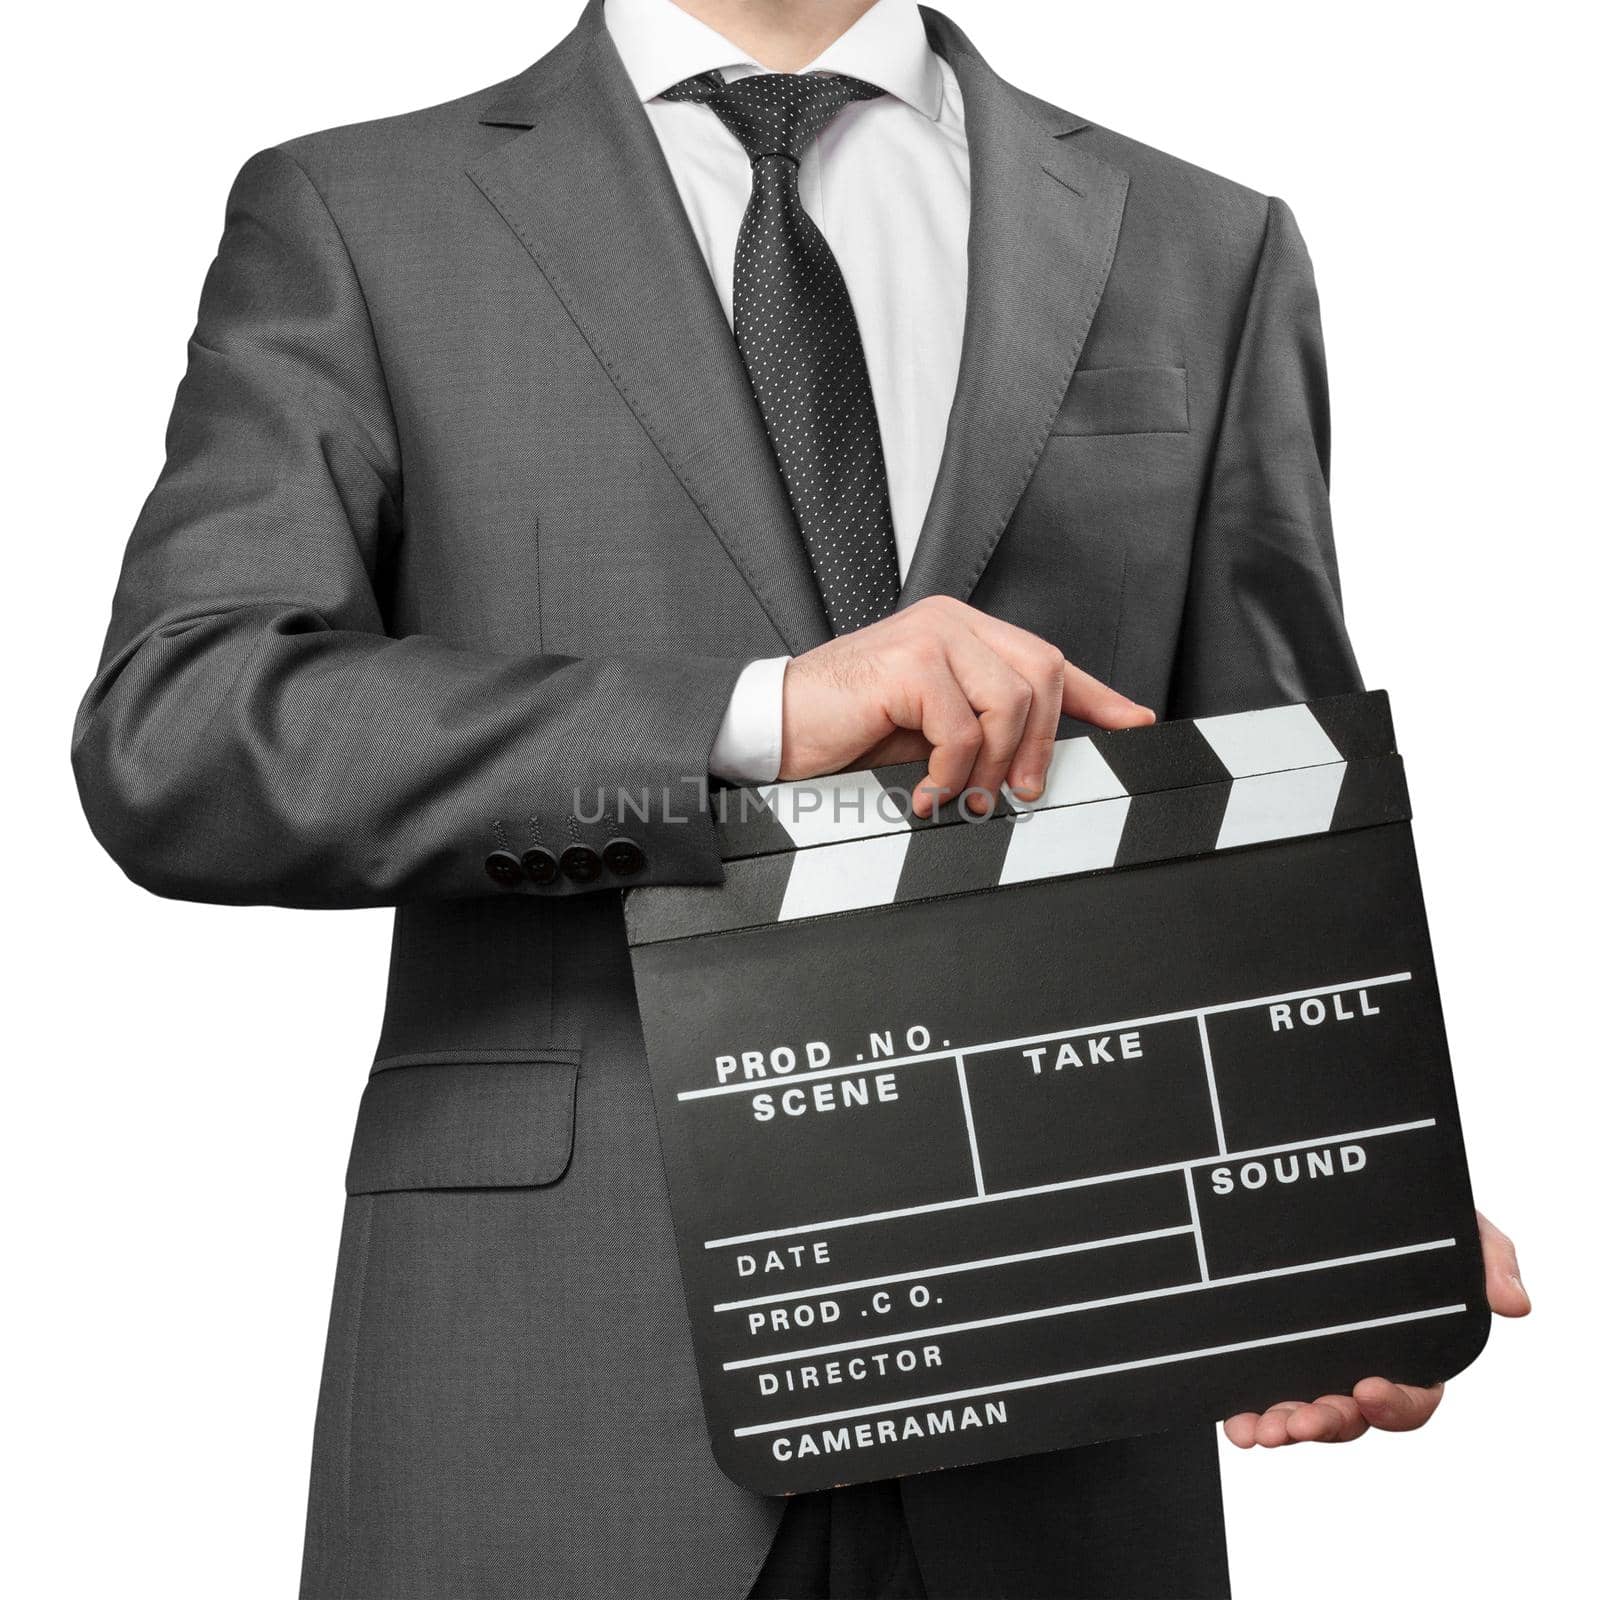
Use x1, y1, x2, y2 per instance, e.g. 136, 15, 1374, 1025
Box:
74, 3, 1361, 1595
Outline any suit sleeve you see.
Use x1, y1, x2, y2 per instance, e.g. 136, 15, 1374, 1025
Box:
72, 147, 745, 908
1168, 195, 1364, 717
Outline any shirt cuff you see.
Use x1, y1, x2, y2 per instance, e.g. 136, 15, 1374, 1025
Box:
708, 656, 790, 784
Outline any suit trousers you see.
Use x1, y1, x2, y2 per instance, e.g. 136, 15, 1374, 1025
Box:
748, 1430, 1232, 1599
749, 1483, 926, 1600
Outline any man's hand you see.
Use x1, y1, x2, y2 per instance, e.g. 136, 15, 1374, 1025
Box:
1224, 1212, 1529, 1448
780, 596, 1153, 816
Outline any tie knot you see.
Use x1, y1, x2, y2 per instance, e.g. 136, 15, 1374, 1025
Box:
661, 71, 883, 164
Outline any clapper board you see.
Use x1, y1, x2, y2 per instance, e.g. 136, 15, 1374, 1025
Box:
624, 691, 1488, 1496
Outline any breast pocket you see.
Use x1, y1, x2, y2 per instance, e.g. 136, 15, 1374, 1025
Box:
1051, 364, 1189, 437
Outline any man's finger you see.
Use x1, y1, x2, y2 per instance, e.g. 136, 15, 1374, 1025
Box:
1478, 1211, 1531, 1316
1352, 1378, 1444, 1432
1253, 1401, 1309, 1448
961, 608, 1151, 734
1222, 1412, 1260, 1449
1001, 643, 1067, 802
958, 616, 1068, 800
1059, 659, 1154, 730
941, 630, 1032, 815
909, 665, 983, 817
1285, 1395, 1367, 1444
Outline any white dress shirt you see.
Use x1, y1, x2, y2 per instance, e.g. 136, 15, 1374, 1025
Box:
604, 0, 971, 782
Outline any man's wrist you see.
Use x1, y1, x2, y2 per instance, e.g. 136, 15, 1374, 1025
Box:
708, 656, 790, 784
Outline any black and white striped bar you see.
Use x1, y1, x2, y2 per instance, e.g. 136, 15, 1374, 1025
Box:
628, 692, 1408, 945
625, 691, 1487, 1496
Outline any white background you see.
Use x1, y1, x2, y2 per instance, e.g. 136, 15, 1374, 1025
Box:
5, 2, 1593, 1595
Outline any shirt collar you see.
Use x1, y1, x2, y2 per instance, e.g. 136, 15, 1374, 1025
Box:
604, 0, 944, 121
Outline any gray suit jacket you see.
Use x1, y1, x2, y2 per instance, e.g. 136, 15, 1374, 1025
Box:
74, 3, 1360, 1595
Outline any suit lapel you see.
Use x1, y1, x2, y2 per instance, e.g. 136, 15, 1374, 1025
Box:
900, 9, 1129, 607
466, 3, 1125, 641
466, 1, 832, 654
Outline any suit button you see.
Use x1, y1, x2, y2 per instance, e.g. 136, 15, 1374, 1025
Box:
484, 850, 524, 889
560, 844, 602, 884
602, 837, 646, 877
521, 846, 559, 886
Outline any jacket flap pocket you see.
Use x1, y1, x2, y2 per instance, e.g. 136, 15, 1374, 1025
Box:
346, 1049, 579, 1194
1052, 364, 1188, 436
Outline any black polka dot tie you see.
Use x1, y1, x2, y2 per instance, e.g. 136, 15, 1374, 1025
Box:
662, 71, 901, 634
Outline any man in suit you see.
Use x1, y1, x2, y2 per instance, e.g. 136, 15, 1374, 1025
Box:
75, 1, 1528, 1595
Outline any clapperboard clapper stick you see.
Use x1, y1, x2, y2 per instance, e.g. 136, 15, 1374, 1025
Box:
624, 691, 1489, 1496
